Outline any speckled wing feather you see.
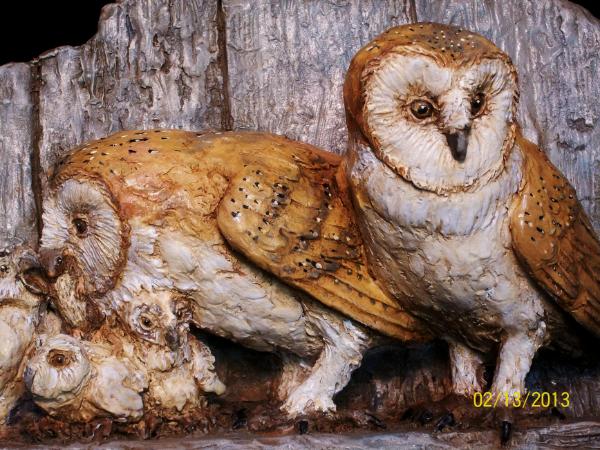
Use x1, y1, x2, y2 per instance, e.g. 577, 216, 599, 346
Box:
217, 144, 428, 341
510, 132, 600, 335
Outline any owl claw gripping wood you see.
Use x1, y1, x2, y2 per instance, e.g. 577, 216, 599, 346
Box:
344, 22, 600, 406
38, 130, 430, 418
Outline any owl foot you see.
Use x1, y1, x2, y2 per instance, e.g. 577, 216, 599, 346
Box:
500, 420, 512, 446
281, 386, 337, 417
495, 407, 514, 446
280, 314, 370, 418
448, 341, 484, 397
435, 411, 456, 431
491, 325, 545, 402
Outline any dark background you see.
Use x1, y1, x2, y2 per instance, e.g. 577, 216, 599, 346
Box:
0, 0, 597, 66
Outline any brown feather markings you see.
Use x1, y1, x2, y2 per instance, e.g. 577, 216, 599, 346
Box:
54, 129, 430, 343
510, 131, 600, 336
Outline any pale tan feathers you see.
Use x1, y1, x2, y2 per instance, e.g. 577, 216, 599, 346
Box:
51, 130, 430, 342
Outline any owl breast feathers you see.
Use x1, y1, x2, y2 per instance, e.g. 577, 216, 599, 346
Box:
343, 22, 600, 398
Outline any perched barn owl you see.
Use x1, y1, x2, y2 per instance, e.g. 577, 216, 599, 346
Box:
24, 334, 147, 423
96, 289, 226, 417
0, 245, 47, 423
38, 130, 430, 416
343, 23, 599, 400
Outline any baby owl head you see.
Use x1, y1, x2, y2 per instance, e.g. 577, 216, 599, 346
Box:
121, 290, 189, 352
24, 334, 92, 408
344, 22, 519, 194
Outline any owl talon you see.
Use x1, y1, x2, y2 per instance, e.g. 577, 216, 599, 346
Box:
281, 387, 337, 418
435, 411, 456, 432
500, 420, 512, 446
297, 419, 309, 434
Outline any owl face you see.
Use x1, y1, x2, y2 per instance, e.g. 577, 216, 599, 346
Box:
24, 334, 92, 407
0, 245, 47, 303
345, 23, 519, 194
40, 178, 128, 296
118, 290, 191, 372
122, 290, 188, 351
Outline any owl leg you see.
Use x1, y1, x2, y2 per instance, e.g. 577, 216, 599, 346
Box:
448, 341, 484, 397
190, 338, 226, 396
491, 323, 546, 399
280, 311, 370, 418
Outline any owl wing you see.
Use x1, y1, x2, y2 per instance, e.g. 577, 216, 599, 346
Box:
216, 145, 429, 341
510, 132, 600, 335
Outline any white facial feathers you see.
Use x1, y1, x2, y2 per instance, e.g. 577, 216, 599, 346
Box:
364, 53, 517, 193
25, 335, 92, 408
41, 179, 124, 293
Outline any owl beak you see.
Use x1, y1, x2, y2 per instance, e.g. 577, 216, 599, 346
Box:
38, 248, 67, 280
18, 251, 50, 296
444, 127, 470, 162
23, 366, 35, 389
166, 327, 180, 351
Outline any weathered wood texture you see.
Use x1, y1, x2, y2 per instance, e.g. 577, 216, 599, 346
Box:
38, 421, 600, 449
0, 64, 36, 248
1, 0, 598, 241
34, 0, 225, 193
223, 0, 600, 232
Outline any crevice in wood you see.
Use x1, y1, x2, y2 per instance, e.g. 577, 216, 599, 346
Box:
28, 59, 43, 246
216, 0, 233, 131
408, 0, 418, 22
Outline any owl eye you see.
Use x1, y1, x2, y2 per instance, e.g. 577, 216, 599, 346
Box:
73, 218, 88, 237
0, 265, 8, 274
47, 350, 71, 368
140, 315, 154, 330
410, 100, 435, 120
471, 92, 486, 115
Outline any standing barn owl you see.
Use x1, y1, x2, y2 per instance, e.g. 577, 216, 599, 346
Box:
343, 23, 599, 406
0, 245, 47, 423
24, 334, 147, 423
38, 130, 430, 417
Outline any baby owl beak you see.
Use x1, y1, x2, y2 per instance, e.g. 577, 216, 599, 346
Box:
444, 126, 470, 162
17, 250, 50, 295
165, 327, 180, 351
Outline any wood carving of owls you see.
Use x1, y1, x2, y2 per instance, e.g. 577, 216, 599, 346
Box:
38, 130, 430, 418
344, 23, 600, 398
32, 21, 599, 424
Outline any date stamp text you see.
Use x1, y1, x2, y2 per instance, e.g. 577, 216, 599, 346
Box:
473, 391, 570, 408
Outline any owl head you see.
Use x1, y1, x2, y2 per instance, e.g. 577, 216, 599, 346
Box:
344, 23, 519, 194
39, 176, 129, 298
121, 290, 188, 349
118, 289, 191, 371
0, 244, 48, 306
24, 334, 92, 410
38, 131, 185, 309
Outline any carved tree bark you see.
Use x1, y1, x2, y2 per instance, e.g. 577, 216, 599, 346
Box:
0, 0, 599, 444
